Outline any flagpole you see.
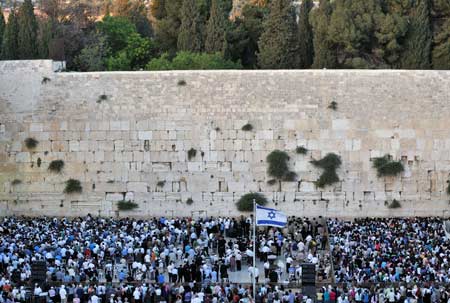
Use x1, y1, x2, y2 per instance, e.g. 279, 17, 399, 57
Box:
253, 199, 256, 301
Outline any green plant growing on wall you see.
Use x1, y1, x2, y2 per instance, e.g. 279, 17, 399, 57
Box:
267, 150, 297, 182
64, 179, 82, 194
178, 80, 187, 86
388, 199, 401, 209
48, 160, 65, 173
117, 200, 139, 211
24, 138, 38, 149
236, 193, 268, 212
97, 94, 108, 103
267, 179, 277, 186
296, 146, 308, 155
11, 179, 22, 186
41, 76, 51, 84
186, 198, 194, 205
311, 153, 342, 188
37, 158, 42, 167
328, 101, 338, 110
373, 155, 404, 177
242, 123, 253, 131
157, 181, 165, 187
187, 148, 197, 160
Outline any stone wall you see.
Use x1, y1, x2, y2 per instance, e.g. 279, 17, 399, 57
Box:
1, 60, 450, 218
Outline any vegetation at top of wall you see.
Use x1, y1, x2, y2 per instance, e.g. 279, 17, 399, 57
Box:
117, 200, 139, 211
388, 199, 401, 209
186, 198, 194, 205
373, 155, 404, 177
48, 160, 65, 173
236, 193, 268, 212
24, 138, 38, 150
1, 0, 448, 71
187, 148, 197, 161
11, 179, 22, 186
311, 153, 342, 188
296, 146, 308, 155
64, 179, 82, 194
241, 124, 253, 131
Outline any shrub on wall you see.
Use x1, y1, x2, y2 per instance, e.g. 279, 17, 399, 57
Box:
118, 200, 139, 211
296, 146, 308, 155
388, 199, 401, 209
187, 148, 197, 160
157, 181, 165, 187
267, 150, 290, 179
311, 153, 342, 188
373, 155, 404, 177
242, 123, 253, 131
236, 193, 268, 212
11, 179, 22, 186
48, 160, 65, 173
25, 138, 38, 149
64, 179, 82, 194
186, 198, 194, 205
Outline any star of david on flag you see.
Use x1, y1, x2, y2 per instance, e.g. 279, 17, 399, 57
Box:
256, 204, 287, 227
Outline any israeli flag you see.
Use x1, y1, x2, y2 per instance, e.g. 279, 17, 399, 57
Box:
256, 204, 287, 227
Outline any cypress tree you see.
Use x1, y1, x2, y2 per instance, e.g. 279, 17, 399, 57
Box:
400, 0, 432, 69
177, 0, 203, 52
17, 0, 38, 59
205, 0, 231, 53
1, 8, 19, 60
257, 0, 300, 69
310, 0, 336, 68
432, 18, 450, 69
298, 0, 314, 68
0, 6, 5, 52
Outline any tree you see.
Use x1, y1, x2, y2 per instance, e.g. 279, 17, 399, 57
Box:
1, 8, 19, 59
225, 4, 266, 68
205, 0, 231, 53
310, 0, 336, 68
73, 34, 110, 71
98, 16, 136, 53
154, 0, 182, 54
151, 0, 167, 19
257, 0, 300, 69
113, 0, 130, 16
0, 6, 5, 51
432, 18, 450, 69
17, 0, 38, 59
107, 32, 156, 70
400, 0, 432, 69
177, 0, 204, 52
298, 0, 314, 68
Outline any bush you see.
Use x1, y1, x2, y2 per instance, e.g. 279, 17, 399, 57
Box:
187, 148, 197, 160
11, 179, 22, 186
296, 146, 308, 155
242, 124, 253, 131
373, 155, 404, 177
64, 179, 82, 194
267, 150, 290, 179
117, 200, 139, 211
48, 160, 65, 173
388, 199, 401, 209
236, 193, 268, 212
25, 138, 38, 149
97, 94, 108, 103
328, 101, 338, 110
311, 153, 342, 188
186, 198, 194, 205
157, 181, 166, 187
178, 80, 187, 86
42, 77, 51, 84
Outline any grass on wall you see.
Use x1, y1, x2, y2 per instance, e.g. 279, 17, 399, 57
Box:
241, 123, 253, 131
64, 179, 82, 194
117, 200, 139, 211
48, 160, 65, 173
311, 153, 342, 188
296, 146, 308, 155
25, 138, 39, 149
387, 199, 401, 209
373, 155, 404, 177
186, 198, 194, 205
187, 148, 197, 160
236, 193, 268, 212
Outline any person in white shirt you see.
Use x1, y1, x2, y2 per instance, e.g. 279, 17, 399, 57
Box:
60, 285, 67, 303
90, 294, 99, 303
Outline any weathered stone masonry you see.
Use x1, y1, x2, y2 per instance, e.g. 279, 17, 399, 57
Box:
1, 60, 450, 217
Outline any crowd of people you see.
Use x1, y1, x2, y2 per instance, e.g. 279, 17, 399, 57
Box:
0, 215, 329, 303
328, 217, 450, 285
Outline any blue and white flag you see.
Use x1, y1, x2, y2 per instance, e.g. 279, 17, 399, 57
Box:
256, 204, 287, 227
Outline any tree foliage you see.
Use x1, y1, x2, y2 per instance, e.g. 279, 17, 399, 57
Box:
205, 0, 231, 53
298, 0, 314, 68
17, 0, 38, 59
1, 7, 19, 60
146, 51, 241, 70
177, 0, 204, 52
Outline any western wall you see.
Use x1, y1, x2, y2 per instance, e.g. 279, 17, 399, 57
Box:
0, 60, 449, 217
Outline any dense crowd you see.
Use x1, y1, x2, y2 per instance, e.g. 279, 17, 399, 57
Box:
0, 215, 329, 302
328, 217, 450, 284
